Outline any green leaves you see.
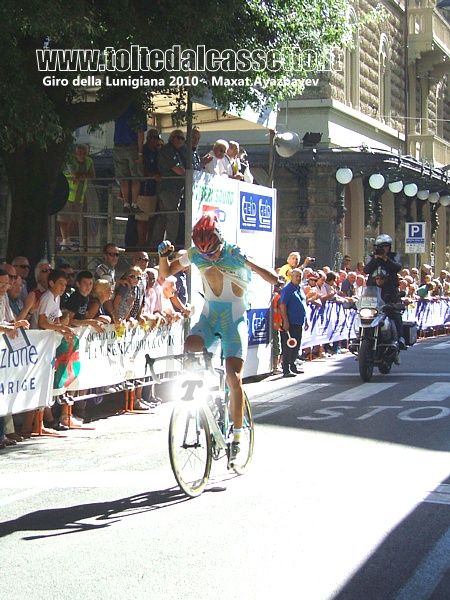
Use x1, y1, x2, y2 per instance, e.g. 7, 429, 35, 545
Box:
0, 0, 351, 152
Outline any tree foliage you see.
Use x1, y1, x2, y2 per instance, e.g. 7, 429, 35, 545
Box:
0, 0, 351, 263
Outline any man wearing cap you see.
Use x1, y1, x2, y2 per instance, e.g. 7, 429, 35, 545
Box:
279, 268, 309, 377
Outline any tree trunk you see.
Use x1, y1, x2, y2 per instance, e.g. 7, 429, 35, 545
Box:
4, 140, 70, 269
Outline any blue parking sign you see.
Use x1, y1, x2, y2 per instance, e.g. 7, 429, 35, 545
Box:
407, 223, 424, 238
405, 222, 426, 253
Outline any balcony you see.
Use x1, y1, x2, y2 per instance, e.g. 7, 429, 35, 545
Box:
408, 1, 450, 76
408, 130, 450, 166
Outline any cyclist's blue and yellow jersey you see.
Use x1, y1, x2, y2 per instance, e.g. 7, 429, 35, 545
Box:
179, 241, 251, 359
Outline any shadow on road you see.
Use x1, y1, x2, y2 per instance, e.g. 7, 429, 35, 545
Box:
0, 487, 189, 541
332, 477, 450, 599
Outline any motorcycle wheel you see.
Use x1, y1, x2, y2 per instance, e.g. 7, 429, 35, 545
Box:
378, 362, 392, 374
359, 338, 374, 382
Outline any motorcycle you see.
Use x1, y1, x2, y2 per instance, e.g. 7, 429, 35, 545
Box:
349, 286, 404, 382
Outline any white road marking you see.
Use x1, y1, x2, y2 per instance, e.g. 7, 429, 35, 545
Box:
254, 383, 330, 404
423, 340, 450, 349
330, 373, 450, 377
395, 524, 450, 600
254, 405, 292, 419
424, 484, 450, 506
401, 382, 450, 402
324, 383, 397, 402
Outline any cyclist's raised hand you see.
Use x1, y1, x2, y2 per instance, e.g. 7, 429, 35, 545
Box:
158, 240, 174, 257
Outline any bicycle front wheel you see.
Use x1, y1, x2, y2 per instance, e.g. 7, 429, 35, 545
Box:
231, 393, 254, 475
168, 402, 212, 498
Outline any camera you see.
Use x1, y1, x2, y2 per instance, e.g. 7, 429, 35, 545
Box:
374, 244, 386, 255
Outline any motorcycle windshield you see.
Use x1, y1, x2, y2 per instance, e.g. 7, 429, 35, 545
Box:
357, 286, 383, 310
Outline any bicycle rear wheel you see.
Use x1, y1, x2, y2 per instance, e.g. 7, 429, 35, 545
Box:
231, 392, 254, 475
168, 402, 212, 497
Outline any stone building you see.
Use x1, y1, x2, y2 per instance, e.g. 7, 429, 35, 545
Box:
190, 0, 450, 272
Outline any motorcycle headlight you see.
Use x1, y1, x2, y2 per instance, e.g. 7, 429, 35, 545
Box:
360, 308, 377, 319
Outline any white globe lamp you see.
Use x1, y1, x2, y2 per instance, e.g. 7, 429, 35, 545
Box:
417, 189, 430, 200
336, 168, 353, 185
369, 173, 385, 189
428, 192, 440, 204
439, 195, 450, 206
388, 181, 403, 193
404, 183, 418, 197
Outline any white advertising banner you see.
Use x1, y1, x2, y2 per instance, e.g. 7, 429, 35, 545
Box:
0, 330, 56, 417
60, 321, 185, 392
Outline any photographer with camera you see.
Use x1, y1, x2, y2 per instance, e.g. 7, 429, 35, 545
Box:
364, 234, 405, 349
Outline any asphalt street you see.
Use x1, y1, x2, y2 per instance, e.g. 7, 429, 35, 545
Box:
1, 335, 450, 600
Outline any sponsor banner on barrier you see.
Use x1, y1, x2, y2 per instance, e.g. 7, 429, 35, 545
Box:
60, 321, 184, 392
301, 302, 358, 348
404, 299, 450, 329
0, 330, 56, 417
1, 300, 449, 416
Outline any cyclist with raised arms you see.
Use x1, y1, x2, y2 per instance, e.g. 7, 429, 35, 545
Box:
158, 212, 278, 459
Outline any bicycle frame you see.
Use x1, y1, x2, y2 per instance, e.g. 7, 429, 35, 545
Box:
180, 369, 229, 454
168, 355, 254, 497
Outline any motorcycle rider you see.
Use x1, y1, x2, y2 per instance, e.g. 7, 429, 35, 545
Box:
364, 234, 405, 350
372, 266, 405, 363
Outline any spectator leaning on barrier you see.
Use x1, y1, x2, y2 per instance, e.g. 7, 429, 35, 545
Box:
204, 139, 230, 177
86, 279, 112, 323
1, 262, 38, 322
36, 269, 76, 432
0, 268, 32, 444
65, 271, 105, 333
112, 265, 144, 324
11, 256, 30, 303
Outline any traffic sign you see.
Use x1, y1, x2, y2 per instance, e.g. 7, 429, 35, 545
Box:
405, 222, 426, 253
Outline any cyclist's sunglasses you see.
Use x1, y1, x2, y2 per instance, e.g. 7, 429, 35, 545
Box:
201, 247, 221, 258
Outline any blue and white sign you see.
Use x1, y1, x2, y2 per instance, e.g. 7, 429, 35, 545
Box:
240, 191, 273, 232
405, 222, 426, 253
246, 308, 270, 346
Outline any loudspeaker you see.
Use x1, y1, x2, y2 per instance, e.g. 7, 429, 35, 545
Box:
274, 132, 300, 158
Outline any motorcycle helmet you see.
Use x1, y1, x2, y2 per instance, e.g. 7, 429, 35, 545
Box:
375, 234, 392, 246
373, 266, 388, 281
192, 212, 224, 254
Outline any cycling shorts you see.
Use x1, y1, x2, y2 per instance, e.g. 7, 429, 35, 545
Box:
190, 300, 248, 361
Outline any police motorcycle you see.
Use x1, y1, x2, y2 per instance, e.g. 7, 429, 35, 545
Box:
350, 286, 404, 382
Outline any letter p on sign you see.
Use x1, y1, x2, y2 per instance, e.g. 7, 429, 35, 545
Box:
408, 223, 423, 237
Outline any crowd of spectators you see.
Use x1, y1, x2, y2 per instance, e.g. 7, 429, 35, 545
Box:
2, 244, 450, 447
0, 246, 192, 449
271, 251, 450, 374
61, 108, 254, 252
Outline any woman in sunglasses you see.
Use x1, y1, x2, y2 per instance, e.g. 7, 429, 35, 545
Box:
111, 266, 143, 324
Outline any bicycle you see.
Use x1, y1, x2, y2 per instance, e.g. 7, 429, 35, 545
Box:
168, 349, 254, 498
